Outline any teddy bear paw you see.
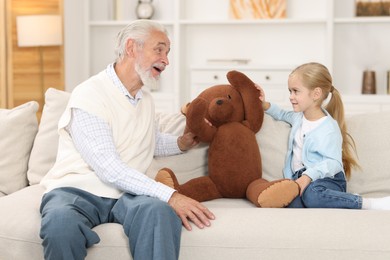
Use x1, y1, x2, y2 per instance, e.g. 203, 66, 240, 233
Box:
155, 168, 179, 189
257, 180, 300, 208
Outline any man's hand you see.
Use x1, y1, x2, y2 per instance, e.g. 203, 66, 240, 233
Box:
178, 132, 199, 151
168, 192, 215, 231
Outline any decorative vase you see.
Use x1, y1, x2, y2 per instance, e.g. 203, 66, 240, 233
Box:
362, 70, 376, 94
387, 71, 390, 94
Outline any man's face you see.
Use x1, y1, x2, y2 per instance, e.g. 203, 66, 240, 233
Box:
135, 29, 170, 88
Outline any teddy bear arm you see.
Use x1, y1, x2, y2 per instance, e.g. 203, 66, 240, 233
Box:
186, 117, 217, 143
238, 84, 265, 132
243, 101, 264, 132
241, 107, 264, 133
186, 98, 217, 142
227, 70, 264, 133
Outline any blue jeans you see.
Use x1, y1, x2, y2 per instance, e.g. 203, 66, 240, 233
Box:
40, 187, 182, 260
288, 169, 362, 209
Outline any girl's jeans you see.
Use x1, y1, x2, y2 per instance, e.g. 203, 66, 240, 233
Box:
288, 169, 362, 209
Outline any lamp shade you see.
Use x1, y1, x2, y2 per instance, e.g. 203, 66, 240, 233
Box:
16, 15, 62, 47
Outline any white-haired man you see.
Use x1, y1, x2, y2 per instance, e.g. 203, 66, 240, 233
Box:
39, 19, 214, 260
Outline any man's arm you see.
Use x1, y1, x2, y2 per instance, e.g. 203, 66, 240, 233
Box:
67, 108, 175, 202
68, 108, 214, 230
154, 129, 199, 157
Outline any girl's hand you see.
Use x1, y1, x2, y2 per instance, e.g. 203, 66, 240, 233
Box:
295, 174, 312, 196
255, 83, 266, 102
255, 83, 270, 110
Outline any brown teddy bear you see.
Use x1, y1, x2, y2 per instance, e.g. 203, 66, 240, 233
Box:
156, 70, 299, 207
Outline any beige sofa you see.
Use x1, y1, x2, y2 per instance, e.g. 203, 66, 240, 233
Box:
1, 88, 390, 260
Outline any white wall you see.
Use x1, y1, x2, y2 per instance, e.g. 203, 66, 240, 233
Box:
64, 0, 88, 91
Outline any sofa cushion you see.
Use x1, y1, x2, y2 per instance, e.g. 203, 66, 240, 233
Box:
346, 111, 390, 197
0, 101, 39, 196
0, 185, 44, 259
27, 88, 70, 185
256, 115, 290, 181
2, 185, 390, 260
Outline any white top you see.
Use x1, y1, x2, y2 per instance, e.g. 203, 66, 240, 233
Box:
292, 115, 327, 173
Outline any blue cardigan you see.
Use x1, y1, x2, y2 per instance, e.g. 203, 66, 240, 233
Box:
266, 103, 344, 181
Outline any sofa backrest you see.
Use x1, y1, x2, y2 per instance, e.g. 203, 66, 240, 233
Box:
24, 88, 390, 198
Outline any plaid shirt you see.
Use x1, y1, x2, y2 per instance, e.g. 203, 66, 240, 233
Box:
65, 63, 179, 202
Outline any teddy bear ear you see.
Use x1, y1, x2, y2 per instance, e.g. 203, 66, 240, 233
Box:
226, 70, 255, 88
181, 102, 190, 116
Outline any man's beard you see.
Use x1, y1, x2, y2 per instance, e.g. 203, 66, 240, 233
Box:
135, 62, 160, 91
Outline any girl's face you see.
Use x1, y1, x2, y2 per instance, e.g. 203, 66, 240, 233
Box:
287, 74, 318, 113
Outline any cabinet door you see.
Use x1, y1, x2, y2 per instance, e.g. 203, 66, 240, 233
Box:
190, 68, 291, 107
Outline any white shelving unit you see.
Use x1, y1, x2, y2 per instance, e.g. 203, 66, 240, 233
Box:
64, 0, 390, 114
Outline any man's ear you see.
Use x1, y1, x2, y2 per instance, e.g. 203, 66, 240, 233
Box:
125, 39, 136, 57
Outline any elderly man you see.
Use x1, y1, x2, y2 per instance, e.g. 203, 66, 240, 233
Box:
39, 19, 214, 260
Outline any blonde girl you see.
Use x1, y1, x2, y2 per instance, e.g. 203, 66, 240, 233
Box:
258, 62, 390, 209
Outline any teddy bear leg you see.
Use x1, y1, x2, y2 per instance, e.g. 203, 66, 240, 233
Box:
178, 176, 222, 202
155, 168, 222, 202
155, 168, 180, 189
246, 179, 300, 208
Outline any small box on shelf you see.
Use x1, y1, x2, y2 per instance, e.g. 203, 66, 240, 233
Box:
356, 0, 390, 16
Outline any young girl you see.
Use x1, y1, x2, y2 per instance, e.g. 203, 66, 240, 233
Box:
258, 62, 390, 209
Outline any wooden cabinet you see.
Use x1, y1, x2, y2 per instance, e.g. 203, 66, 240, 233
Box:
64, 0, 390, 114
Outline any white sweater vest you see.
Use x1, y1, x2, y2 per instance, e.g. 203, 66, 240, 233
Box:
40, 71, 155, 199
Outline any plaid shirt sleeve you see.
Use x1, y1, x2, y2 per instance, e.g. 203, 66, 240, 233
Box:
154, 130, 182, 157
65, 108, 176, 202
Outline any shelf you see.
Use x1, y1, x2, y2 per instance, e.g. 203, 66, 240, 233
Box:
89, 18, 329, 27
191, 64, 294, 71
334, 17, 390, 24
179, 18, 327, 25
89, 20, 175, 27
343, 95, 390, 102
